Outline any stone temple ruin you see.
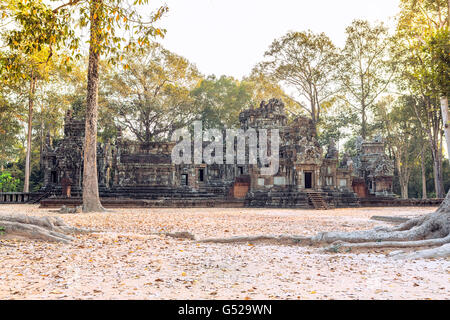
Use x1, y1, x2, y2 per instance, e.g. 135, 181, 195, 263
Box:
351, 135, 395, 198
39, 98, 396, 208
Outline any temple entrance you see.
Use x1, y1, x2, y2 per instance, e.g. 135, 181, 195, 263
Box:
304, 172, 312, 189
181, 174, 188, 186
51, 171, 58, 184
198, 169, 204, 182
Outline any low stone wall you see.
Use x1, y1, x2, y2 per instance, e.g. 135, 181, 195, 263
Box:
246, 189, 360, 209
0, 192, 46, 204
39, 197, 246, 208
323, 190, 361, 208
359, 197, 443, 207
245, 190, 312, 208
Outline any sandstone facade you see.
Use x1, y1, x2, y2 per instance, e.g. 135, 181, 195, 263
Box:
41, 99, 394, 208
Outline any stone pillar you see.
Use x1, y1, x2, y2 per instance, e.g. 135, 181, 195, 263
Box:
316, 168, 321, 190
297, 168, 303, 190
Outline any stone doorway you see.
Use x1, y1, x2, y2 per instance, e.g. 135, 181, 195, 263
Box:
198, 169, 205, 182
304, 172, 313, 189
181, 174, 188, 186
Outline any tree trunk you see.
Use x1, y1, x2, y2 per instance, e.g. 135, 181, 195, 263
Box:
400, 182, 409, 200
431, 145, 445, 198
420, 147, 427, 199
40, 119, 44, 171
23, 71, 36, 193
361, 105, 367, 140
395, 154, 409, 199
82, 0, 104, 213
360, 73, 367, 140
416, 97, 444, 198
437, 131, 445, 197
441, 96, 449, 165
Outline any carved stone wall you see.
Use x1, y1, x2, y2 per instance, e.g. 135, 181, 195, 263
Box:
42, 110, 85, 195
113, 140, 175, 187
42, 98, 359, 206
352, 136, 394, 197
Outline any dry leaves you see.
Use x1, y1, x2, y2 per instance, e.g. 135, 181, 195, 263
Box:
0, 205, 447, 300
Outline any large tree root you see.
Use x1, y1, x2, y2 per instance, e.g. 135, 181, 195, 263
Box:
152, 232, 310, 245
161, 192, 450, 260
198, 234, 309, 245
150, 231, 197, 240
370, 216, 412, 223
391, 243, 450, 260
324, 234, 450, 253
0, 214, 95, 244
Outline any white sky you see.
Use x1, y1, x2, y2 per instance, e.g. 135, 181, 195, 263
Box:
148, 0, 401, 80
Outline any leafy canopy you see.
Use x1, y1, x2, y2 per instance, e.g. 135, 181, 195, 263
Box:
0, 0, 168, 79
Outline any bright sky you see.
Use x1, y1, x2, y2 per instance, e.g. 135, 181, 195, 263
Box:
148, 0, 401, 80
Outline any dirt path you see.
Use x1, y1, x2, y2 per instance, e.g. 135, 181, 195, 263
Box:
0, 205, 448, 299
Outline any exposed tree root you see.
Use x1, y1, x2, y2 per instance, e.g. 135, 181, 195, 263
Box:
198, 234, 310, 245
391, 243, 450, 260
151, 231, 196, 240
161, 192, 450, 260
370, 215, 416, 224
389, 215, 428, 231
0, 214, 95, 243
324, 234, 450, 253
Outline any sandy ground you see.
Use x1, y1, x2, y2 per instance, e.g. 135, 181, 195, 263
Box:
0, 205, 448, 300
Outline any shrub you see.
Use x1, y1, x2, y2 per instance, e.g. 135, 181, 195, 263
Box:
0, 172, 20, 192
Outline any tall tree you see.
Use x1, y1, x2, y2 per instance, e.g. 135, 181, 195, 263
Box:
338, 20, 393, 140
191, 75, 252, 129
419, 144, 428, 199
2, 0, 168, 211
242, 66, 298, 115
104, 44, 201, 142
0, 0, 64, 192
258, 31, 340, 130
0, 52, 56, 192
395, 0, 449, 197
376, 95, 423, 199
0, 87, 22, 170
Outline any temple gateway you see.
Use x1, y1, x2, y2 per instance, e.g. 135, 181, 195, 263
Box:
41, 99, 394, 208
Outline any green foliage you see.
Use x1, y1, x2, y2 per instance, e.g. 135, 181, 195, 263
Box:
191, 75, 252, 129
0, 0, 168, 75
375, 95, 425, 197
258, 30, 340, 125
0, 94, 23, 167
427, 28, 450, 97
103, 44, 201, 142
0, 171, 20, 192
338, 20, 393, 139
405, 148, 450, 198
392, 0, 449, 197
0, 0, 168, 197
396, 0, 449, 97
317, 100, 360, 148
0, 0, 446, 200
242, 67, 299, 116
343, 136, 359, 158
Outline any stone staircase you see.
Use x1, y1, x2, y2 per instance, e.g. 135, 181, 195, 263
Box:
245, 189, 311, 208
306, 191, 329, 210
